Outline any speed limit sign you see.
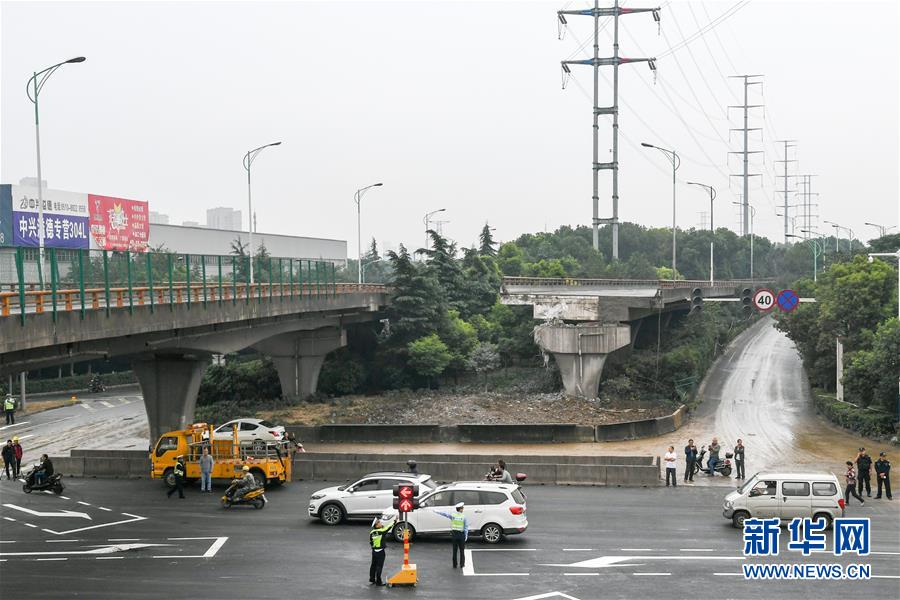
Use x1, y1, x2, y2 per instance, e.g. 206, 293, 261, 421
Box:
752, 288, 775, 312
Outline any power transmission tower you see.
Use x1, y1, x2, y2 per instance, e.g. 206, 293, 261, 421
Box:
795, 174, 819, 239
558, 0, 660, 259
727, 75, 764, 236
774, 140, 798, 244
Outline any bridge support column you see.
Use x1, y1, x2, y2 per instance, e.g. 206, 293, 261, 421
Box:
535, 323, 631, 399
254, 327, 346, 399
133, 353, 210, 443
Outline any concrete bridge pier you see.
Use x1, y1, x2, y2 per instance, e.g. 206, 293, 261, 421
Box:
133, 353, 211, 443
254, 327, 347, 399
535, 323, 631, 399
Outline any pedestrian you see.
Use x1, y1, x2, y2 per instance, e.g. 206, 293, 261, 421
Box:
435, 501, 469, 569
856, 447, 872, 498
664, 446, 677, 487
707, 437, 721, 476
3, 395, 15, 425
1, 440, 13, 481
684, 439, 697, 482
844, 461, 865, 505
874, 452, 892, 500
199, 446, 214, 493
406, 459, 418, 475
12, 436, 23, 479
497, 459, 514, 484
166, 455, 186, 499
734, 439, 746, 480
368, 516, 395, 586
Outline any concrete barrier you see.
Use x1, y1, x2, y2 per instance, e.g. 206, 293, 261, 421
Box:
456, 424, 594, 443
53, 456, 85, 477
314, 424, 444, 444
594, 405, 687, 442
288, 423, 594, 444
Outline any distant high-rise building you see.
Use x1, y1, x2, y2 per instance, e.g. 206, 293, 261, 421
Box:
149, 211, 170, 225
182, 220, 201, 227
206, 207, 243, 231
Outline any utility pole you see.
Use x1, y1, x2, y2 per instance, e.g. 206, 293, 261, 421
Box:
558, 1, 660, 259
727, 75, 764, 236
795, 174, 819, 240
774, 140, 797, 244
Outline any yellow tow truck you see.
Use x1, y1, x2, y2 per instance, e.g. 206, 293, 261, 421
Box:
150, 422, 293, 488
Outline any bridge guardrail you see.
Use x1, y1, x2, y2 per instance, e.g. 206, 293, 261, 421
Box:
501, 276, 774, 290
1, 247, 386, 325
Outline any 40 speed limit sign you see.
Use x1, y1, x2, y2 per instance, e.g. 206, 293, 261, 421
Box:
753, 288, 776, 312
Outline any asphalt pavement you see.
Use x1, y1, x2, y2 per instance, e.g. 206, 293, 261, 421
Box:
1, 478, 897, 599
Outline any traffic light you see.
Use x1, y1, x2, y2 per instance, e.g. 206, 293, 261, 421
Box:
393, 484, 419, 513
740, 287, 753, 317
690, 287, 703, 314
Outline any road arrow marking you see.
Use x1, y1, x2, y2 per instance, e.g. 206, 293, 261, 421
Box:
543, 555, 746, 568
3, 504, 92, 520
41, 512, 146, 536
0, 543, 172, 557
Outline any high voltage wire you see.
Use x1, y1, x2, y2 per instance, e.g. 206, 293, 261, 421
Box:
687, 2, 737, 103
657, 1, 751, 59
667, 6, 728, 119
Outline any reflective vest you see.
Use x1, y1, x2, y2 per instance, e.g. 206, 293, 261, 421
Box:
370, 526, 388, 550
174, 462, 185, 477
450, 512, 466, 532
3, 398, 14, 411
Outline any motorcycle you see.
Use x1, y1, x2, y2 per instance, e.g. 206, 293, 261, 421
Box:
221, 480, 266, 509
88, 375, 106, 393
485, 468, 528, 483
691, 446, 733, 477
23, 465, 64, 494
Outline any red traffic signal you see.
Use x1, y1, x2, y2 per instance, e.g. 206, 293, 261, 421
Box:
392, 484, 419, 513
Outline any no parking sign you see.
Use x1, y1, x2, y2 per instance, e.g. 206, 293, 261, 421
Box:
752, 288, 775, 312
777, 289, 800, 312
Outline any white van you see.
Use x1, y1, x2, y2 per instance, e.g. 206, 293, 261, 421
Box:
722, 471, 845, 528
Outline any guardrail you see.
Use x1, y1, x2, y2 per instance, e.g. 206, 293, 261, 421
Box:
501, 276, 773, 289
1, 247, 386, 325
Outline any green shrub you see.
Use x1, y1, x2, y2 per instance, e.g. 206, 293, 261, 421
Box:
6, 371, 138, 395
812, 391, 896, 438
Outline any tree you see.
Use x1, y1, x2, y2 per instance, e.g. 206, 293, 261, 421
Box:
386, 245, 446, 346
407, 334, 451, 387
479, 224, 497, 256
466, 342, 501, 389
439, 309, 478, 375
843, 318, 900, 412
421, 229, 468, 314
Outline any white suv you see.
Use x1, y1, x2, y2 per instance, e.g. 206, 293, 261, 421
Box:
308, 472, 435, 525
385, 481, 528, 544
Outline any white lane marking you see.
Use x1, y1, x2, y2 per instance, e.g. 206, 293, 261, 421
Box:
680, 548, 714, 552
564, 572, 599, 576
16, 434, 34, 441
0, 541, 15, 544
99, 401, 114, 408
872, 575, 900, 579
96, 556, 124, 560
3, 517, 16, 522
59, 496, 70, 500
0, 422, 30, 431
714, 573, 743, 576
46, 540, 79, 543
108, 539, 141, 542
97, 507, 112, 512
463, 548, 535, 577
510, 593, 582, 600
3, 505, 91, 520
634, 572, 670, 576
544, 555, 746, 568
0, 543, 171, 557
79, 404, 95, 412
24, 523, 38, 528
76, 501, 91, 507
563, 549, 594, 552
42, 513, 147, 536
36, 558, 67, 561
871, 551, 900, 555
154, 536, 229, 559
621, 548, 654, 551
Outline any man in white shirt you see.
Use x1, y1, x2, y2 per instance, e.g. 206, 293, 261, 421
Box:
664, 446, 677, 487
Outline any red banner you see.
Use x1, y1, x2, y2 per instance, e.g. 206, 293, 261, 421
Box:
88, 194, 150, 252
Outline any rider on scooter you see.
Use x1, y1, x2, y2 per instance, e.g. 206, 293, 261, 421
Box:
35, 454, 54, 486
231, 465, 257, 501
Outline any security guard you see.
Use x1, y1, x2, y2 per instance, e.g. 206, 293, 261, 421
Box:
436, 502, 469, 569
166, 455, 186, 499
369, 516, 396, 586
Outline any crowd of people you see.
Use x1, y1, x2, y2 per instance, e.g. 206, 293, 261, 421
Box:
844, 447, 892, 504
663, 437, 747, 486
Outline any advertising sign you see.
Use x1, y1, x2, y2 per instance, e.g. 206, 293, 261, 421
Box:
9, 185, 89, 249
0, 185, 12, 247
88, 194, 149, 252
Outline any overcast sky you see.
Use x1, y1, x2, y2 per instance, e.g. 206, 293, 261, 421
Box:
2, 0, 897, 259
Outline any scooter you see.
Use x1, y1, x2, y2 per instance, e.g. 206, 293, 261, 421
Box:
23, 465, 64, 494
485, 468, 528, 483
692, 446, 733, 477
88, 375, 106, 393
221, 480, 266, 509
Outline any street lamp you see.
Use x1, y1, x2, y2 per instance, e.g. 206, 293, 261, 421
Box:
423, 208, 446, 252
361, 256, 389, 284
243, 141, 281, 285
865, 222, 896, 238
788, 233, 823, 282
354, 182, 383, 284
687, 181, 716, 284
642, 143, 680, 280
26, 56, 86, 289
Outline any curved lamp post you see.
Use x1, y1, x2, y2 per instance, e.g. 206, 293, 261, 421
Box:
687, 181, 716, 284
642, 143, 680, 280
423, 208, 446, 252
243, 141, 281, 284
27, 56, 86, 288
354, 183, 383, 284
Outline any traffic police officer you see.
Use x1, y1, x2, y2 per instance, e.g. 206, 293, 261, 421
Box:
436, 502, 469, 569
369, 516, 395, 586
166, 455, 186, 499
4, 395, 15, 425
875, 452, 892, 500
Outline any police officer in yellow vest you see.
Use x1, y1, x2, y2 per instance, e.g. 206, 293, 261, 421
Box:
369, 516, 396, 586
4, 395, 15, 425
166, 456, 186, 499
436, 502, 469, 568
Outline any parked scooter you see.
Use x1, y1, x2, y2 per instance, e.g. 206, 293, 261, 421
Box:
692, 446, 733, 477
485, 467, 528, 483
221, 480, 266, 509
23, 465, 64, 494
88, 375, 106, 393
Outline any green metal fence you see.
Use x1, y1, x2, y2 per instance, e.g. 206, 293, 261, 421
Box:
1, 248, 344, 325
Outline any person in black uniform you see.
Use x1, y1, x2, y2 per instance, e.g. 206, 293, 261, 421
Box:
734, 439, 746, 480
856, 448, 873, 498
874, 452, 892, 500
166, 456, 186, 499
368, 516, 395, 586
683, 440, 697, 482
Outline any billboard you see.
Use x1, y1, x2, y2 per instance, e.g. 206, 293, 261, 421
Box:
88, 194, 149, 252
0, 185, 12, 247
9, 185, 90, 249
